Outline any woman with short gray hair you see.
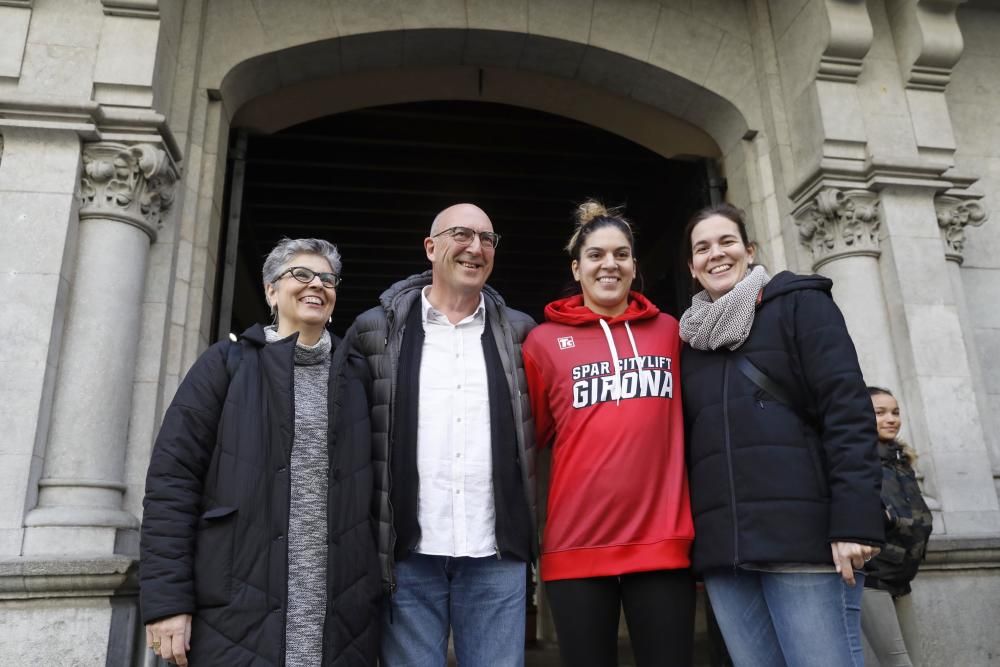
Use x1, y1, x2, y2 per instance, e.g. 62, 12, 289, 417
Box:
140, 237, 379, 666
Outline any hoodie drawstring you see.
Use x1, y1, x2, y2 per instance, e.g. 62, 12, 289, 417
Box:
598, 319, 643, 405
624, 321, 642, 369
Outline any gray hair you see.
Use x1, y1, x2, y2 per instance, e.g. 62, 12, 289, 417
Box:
262, 237, 342, 286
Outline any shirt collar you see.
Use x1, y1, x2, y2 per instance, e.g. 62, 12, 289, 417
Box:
421, 286, 486, 326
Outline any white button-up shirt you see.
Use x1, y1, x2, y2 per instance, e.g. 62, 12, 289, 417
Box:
415, 287, 496, 557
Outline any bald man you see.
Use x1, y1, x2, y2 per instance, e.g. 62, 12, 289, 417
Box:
347, 204, 537, 665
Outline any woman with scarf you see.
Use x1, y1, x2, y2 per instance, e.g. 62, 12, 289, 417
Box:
522, 201, 695, 666
679, 203, 884, 666
140, 238, 379, 666
862, 386, 932, 667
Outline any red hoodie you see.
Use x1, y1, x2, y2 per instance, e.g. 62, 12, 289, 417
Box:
522, 292, 693, 581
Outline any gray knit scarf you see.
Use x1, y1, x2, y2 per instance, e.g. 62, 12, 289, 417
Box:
679, 265, 771, 351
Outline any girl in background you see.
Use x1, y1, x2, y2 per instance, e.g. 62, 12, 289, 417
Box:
862, 387, 933, 667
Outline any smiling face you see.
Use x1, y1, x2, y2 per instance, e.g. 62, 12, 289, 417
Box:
425, 204, 495, 299
688, 214, 755, 301
264, 252, 337, 335
572, 224, 635, 317
872, 392, 901, 442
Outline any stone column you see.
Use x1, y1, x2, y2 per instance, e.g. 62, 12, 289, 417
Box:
23, 141, 177, 556
794, 187, 901, 391
934, 195, 1000, 490
877, 185, 1000, 536
0, 126, 83, 557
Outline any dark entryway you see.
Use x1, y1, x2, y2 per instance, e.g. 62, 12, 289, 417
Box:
219, 101, 713, 336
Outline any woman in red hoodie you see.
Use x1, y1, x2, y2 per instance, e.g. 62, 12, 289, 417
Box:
522, 201, 695, 666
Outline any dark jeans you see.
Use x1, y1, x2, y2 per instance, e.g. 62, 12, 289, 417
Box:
380, 553, 527, 666
546, 569, 696, 666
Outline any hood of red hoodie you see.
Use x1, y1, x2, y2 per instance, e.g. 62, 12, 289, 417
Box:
544, 291, 660, 327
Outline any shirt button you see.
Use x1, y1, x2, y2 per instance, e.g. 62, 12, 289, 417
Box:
457, 384, 462, 389
455, 489, 461, 495
456, 453, 462, 459
457, 417, 462, 423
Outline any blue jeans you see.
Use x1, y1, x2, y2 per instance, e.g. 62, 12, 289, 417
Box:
380, 552, 527, 666
704, 569, 865, 667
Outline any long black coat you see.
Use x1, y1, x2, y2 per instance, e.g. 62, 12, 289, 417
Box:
682, 272, 884, 572
140, 324, 379, 666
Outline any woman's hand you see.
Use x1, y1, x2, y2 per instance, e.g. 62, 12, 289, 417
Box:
146, 614, 192, 665
830, 541, 880, 586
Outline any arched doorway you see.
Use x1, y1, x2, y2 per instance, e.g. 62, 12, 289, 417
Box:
219, 100, 713, 335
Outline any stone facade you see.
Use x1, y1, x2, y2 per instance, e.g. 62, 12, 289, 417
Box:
0, 1, 998, 665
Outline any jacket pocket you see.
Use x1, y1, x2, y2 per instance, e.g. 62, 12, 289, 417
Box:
193, 506, 237, 607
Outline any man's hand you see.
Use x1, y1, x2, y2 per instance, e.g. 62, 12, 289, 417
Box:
146, 613, 192, 665
830, 541, 880, 586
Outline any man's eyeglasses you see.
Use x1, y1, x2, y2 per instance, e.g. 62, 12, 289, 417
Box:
432, 226, 501, 250
277, 266, 342, 288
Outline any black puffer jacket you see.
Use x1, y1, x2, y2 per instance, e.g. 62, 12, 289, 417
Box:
682, 271, 884, 572
140, 324, 380, 666
347, 272, 537, 593
864, 440, 932, 596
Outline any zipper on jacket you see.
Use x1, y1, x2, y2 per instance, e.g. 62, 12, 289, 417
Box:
279, 344, 296, 665
485, 311, 509, 563
499, 316, 537, 559
384, 308, 400, 598
722, 358, 740, 568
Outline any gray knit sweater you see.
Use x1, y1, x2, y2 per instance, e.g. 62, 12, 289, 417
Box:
265, 326, 331, 666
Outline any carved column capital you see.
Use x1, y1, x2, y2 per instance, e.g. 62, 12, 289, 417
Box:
935, 195, 988, 263
79, 142, 177, 241
796, 188, 881, 269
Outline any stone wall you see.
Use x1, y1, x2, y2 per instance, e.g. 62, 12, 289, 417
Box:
911, 537, 1000, 666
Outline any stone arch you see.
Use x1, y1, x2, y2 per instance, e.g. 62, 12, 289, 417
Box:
180, 6, 772, 360
214, 28, 752, 159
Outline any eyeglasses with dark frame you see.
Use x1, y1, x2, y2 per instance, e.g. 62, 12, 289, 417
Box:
276, 266, 342, 288
432, 226, 501, 250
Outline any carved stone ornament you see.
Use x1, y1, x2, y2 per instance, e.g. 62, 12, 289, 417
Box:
936, 196, 989, 263
817, 0, 875, 83
888, 0, 966, 91
79, 142, 177, 240
796, 188, 881, 268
